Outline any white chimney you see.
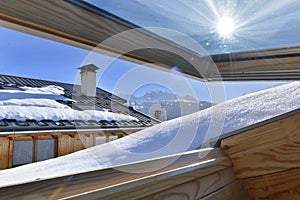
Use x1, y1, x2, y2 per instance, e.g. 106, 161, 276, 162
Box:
79, 64, 99, 97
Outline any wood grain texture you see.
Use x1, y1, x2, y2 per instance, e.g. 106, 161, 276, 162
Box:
142, 167, 236, 200
94, 156, 232, 200
58, 134, 88, 156
228, 139, 300, 178
221, 111, 300, 155
216, 56, 300, 73
1, 131, 137, 169
0, 0, 212, 80
212, 46, 300, 60
7, 139, 13, 168
0, 148, 233, 199
3, 1, 300, 81
221, 111, 300, 178
244, 168, 300, 200
0, 138, 9, 170
1, 136, 56, 169
202, 180, 249, 200
58, 135, 73, 156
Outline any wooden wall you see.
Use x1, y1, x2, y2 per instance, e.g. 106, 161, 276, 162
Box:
57, 133, 95, 156
221, 111, 300, 199
0, 131, 119, 170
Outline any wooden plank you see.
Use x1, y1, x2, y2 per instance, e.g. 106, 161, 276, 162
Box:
95, 156, 232, 200
0, 0, 122, 47
0, 148, 231, 199
0, 0, 212, 81
78, 133, 96, 149
0, 138, 9, 170
210, 44, 300, 80
202, 180, 249, 200
227, 138, 300, 178
142, 168, 236, 200
221, 111, 300, 178
10, 136, 33, 140
221, 111, 300, 155
73, 134, 86, 152
58, 135, 73, 156
215, 57, 300, 73
8, 139, 13, 168
57, 135, 62, 156
244, 168, 300, 200
212, 46, 300, 61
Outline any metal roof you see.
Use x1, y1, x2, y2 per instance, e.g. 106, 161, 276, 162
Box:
0, 74, 159, 133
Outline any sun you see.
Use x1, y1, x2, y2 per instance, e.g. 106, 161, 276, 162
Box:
216, 16, 236, 39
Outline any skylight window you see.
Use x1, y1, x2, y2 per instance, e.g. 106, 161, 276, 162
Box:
80, 0, 300, 54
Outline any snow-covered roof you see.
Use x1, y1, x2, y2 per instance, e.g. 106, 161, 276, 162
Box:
0, 81, 299, 187
0, 85, 137, 121
0, 74, 159, 132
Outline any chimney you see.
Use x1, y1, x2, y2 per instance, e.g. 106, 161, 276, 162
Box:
79, 64, 99, 97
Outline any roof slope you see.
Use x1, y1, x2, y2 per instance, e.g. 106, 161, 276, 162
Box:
0, 74, 159, 133
0, 82, 299, 187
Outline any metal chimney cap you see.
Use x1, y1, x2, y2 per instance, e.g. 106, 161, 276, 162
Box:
79, 64, 99, 72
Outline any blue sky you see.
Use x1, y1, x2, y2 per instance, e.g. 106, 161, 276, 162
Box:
0, 27, 286, 103
0, 27, 88, 83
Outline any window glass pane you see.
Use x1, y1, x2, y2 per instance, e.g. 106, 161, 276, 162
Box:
95, 136, 106, 145
109, 136, 118, 142
13, 140, 33, 166
37, 139, 55, 162
154, 110, 162, 120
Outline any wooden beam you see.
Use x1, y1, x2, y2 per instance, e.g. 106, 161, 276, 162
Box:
221, 110, 300, 178
202, 180, 249, 200
244, 167, 300, 200
142, 167, 236, 200
209, 43, 300, 80
215, 57, 300, 73
212, 46, 300, 61
0, 148, 233, 199
0, 138, 10, 170
8, 139, 13, 169
94, 157, 232, 200
0, 0, 214, 81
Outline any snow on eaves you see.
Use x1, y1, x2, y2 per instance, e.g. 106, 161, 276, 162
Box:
0, 85, 137, 121
0, 98, 70, 109
0, 106, 137, 121
19, 85, 64, 95
0, 82, 299, 187
0, 85, 67, 101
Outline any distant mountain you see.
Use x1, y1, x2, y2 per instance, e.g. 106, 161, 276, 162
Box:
129, 90, 214, 121
130, 90, 177, 103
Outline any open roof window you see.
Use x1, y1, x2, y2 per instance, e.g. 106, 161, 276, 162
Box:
80, 0, 300, 55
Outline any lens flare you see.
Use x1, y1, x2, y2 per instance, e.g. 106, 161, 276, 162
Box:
216, 16, 235, 39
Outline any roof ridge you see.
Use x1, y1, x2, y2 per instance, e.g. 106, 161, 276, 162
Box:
0, 73, 74, 86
